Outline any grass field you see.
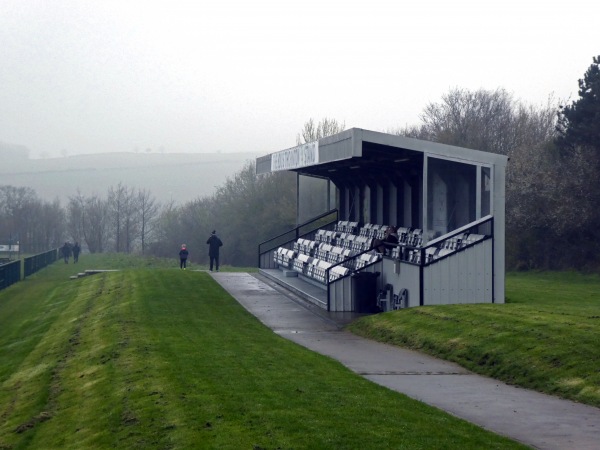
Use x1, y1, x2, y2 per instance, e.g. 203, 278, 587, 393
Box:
0, 254, 527, 449
348, 271, 600, 408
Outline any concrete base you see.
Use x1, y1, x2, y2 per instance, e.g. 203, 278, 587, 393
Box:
260, 268, 327, 309
70, 269, 120, 279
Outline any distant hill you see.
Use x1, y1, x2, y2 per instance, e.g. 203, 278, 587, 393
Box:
0, 150, 260, 205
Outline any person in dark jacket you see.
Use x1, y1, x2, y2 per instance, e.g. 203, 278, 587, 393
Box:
72, 242, 81, 263
61, 242, 71, 264
373, 226, 399, 256
179, 244, 189, 269
206, 230, 223, 272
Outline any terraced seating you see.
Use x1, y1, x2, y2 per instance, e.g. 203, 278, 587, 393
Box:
406, 229, 423, 247
315, 243, 333, 260
335, 220, 358, 234
396, 227, 411, 243
314, 229, 339, 245
359, 223, 375, 237
388, 229, 489, 264
273, 247, 296, 269
310, 259, 333, 283
354, 253, 382, 270
293, 253, 313, 274
327, 246, 354, 266
277, 222, 490, 283
293, 238, 317, 256
274, 221, 491, 289
338, 233, 356, 250
351, 235, 372, 252
373, 225, 390, 240
328, 265, 350, 282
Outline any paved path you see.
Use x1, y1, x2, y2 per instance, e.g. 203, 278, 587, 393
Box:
211, 272, 600, 450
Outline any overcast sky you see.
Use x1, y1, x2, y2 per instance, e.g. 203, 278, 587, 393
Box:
1, 0, 598, 158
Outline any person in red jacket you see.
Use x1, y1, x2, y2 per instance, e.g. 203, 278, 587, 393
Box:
179, 244, 189, 269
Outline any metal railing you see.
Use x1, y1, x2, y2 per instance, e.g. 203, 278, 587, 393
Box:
258, 209, 338, 269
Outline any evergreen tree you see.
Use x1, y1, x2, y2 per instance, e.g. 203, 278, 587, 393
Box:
557, 55, 600, 152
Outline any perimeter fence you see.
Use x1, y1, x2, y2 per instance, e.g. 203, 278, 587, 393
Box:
0, 248, 58, 292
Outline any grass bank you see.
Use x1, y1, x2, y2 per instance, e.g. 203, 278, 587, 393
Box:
348, 271, 600, 408
0, 254, 525, 449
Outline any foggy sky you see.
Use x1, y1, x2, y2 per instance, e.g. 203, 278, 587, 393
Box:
1, 0, 598, 158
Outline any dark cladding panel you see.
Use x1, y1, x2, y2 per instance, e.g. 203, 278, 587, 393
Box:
318, 128, 358, 164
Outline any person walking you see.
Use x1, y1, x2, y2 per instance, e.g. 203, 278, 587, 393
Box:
179, 244, 189, 269
206, 230, 223, 272
61, 242, 71, 264
72, 242, 81, 263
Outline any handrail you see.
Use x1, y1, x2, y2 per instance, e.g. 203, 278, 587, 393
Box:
257, 209, 338, 268
424, 214, 493, 248
258, 209, 339, 250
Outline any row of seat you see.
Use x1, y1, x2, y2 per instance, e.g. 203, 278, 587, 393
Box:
275, 238, 383, 284
315, 230, 376, 252
274, 221, 489, 283
275, 248, 353, 283
390, 232, 486, 263
334, 221, 359, 234
359, 223, 391, 240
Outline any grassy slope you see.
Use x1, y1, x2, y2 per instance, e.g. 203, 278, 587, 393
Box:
348, 271, 600, 408
0, 255, 526, 449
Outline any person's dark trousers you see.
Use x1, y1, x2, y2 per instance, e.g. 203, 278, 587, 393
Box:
180, 259, 187, 269
210, 256, 219, 271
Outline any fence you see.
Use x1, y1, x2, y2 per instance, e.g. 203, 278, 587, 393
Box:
0, 260, 21, 291
0, 248, 59, 292
24, 248, 58, 278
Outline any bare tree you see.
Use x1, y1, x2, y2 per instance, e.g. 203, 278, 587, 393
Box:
388, 123, 430, 140
419, 87, 518, 155
107, 183, 128, 252
37, 199, 65, 251
137, 188, 160, 255
296, 118, 346, 145
394, 88, 574, 268
82, 195, 108, 253
123, 188, 139, 253
67, 191, 86, 245
0, 186, 38, 252
151, 199, 181, 258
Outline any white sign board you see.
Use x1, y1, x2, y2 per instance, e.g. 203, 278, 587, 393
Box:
271, 141, 319, 172
0, 244, 19, 252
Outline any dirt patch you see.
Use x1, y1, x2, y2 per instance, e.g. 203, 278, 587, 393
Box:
14, 411, 52, 434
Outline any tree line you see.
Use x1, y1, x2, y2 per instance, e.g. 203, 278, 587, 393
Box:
0, 169, 296, 268
2, 56, 598, 270
392, 55, 600, 269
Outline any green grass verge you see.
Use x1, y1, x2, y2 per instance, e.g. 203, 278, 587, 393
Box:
348, 271, 600, 408
0, 254, 526, 449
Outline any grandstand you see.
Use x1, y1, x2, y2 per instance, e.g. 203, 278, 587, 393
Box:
257, 128, 507, 313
